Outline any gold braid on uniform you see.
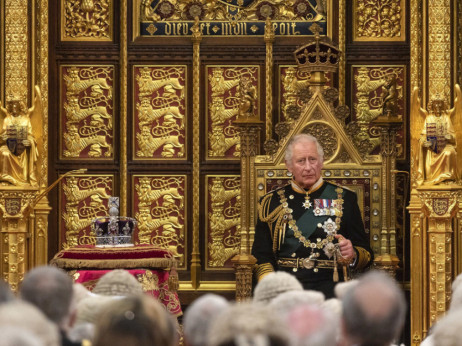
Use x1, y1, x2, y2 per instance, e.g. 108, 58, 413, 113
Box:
353, 246, 371, 270
254, 263, 274, 281
258, 192, 286, 254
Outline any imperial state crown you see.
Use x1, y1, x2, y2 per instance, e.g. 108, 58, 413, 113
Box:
92, 197, 137, 247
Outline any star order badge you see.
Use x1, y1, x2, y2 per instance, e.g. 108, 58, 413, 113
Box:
302, 199, 312, 209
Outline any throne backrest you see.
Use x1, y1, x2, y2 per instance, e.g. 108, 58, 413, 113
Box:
251, 84, 382, 251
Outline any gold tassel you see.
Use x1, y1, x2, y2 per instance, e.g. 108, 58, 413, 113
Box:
343, 265, 349, 281
333, 252, 339, 282
168, 266, 179, 292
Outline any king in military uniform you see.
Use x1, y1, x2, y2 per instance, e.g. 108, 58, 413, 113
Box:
252, 134, 373, 298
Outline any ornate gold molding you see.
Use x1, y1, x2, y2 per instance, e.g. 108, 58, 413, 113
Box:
4, 0, 28, 102
264, 18, 274, 142
191, 18, 202, 288
120, 0, 127, 214
409, 186, 462, 345
338, 0, 346, 103
61, 0, 113, 41
353, 0, 405, 41
428, 0, 451, 103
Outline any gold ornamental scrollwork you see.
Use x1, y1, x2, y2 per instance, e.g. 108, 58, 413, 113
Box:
207, 176, 241, 269
61, 0, 113, 41
280, 66, 311, 123
353, 0, 405, 41
60, 175, 113, 248
134, 66, 186, 159
207, 66, 259, 159
140, 0, 327, 22
61, 66, 114, 159
350, 65, 405, 158
134, 176, 186, 267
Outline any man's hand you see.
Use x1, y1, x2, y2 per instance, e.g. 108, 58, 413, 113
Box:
335, 234, 356, 261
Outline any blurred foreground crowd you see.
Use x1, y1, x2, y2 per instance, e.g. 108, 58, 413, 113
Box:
0, 266, 460, 346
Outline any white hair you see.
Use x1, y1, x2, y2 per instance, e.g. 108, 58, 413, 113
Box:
432, 309, 462, 346
285, 133, 324, 163
207, 302, 290, 346
269, 289, 325, 318
183, 294, 230, 346
0, 301, 60, 346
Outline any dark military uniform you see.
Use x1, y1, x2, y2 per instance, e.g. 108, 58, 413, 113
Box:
252, 179, 373, 298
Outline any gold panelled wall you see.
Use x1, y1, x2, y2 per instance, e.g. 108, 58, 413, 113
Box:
3, 1, 461, 343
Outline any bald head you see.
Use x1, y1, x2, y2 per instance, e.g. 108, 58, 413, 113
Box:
341, 271, 406, 346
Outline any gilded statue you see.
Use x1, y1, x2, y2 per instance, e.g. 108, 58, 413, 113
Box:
412, 85, 462, 186
0, 86, 41, 187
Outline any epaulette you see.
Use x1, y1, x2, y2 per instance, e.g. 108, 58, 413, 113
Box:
325, 180, 354, 193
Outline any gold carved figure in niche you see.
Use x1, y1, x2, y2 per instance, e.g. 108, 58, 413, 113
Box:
208, 177, 240, 267
412, 85, 462, 186
0, 86, 41, 187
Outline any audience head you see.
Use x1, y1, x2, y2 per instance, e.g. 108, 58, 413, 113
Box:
20, 265, 74, 327
0, 278, 15, 304
93, 269, 143, 296
286, 304, 339, 346
253, 271, 303, 304
208, 302, 290, 346
0, 326, 43, 346
0, 300, 60, 346
452, 272, 462, 295
269, 289, 325, 318
432, 308, 462, 346
93, 294, 177, 346
183, 293, 229, 346
334, 279, 359, 299
341, 271, 406, 346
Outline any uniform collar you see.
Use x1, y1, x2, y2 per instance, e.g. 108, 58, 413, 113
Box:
290, 177, 324, 194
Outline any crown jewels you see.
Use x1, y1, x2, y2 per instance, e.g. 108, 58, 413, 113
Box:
92, 197, 137, 247
293, 23, 341, 74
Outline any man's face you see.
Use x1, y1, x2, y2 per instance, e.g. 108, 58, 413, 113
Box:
286, 140, 323, 189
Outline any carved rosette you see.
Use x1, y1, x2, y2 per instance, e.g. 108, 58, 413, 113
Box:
133, 66, 187, 160
61, 65, 114, 159
133, 175, 186, 268
207, 66, 259, 159
206, 176, 241, 269
60, 175, 113, 248
354, 0, 405, 41
62, 0, 112, 41
351, 65, 406, 158
302, 122, 338, 161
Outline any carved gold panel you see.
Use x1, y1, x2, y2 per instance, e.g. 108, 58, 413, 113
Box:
59, 174, 114, 249
278, 65, 311, 124
60, 65, 114, 159
135, 0, 333, 38
351, 65, 406, 158
132, 175, 186, 269
353, 0, 405, 42
61, 0, 113, 41
205, 175, 241, 270
132, 65, 187, 160
206, 65, 260, 160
